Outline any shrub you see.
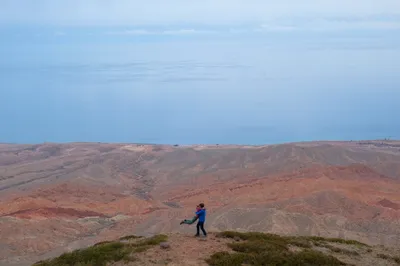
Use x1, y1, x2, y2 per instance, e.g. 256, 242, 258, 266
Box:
135, 234, 168, 246
228, 240, 288, 254
206, 251, 253, 266
377, 254, 400, 264
210, 231, 346, 266
206, 249, 345, 266
119, 235, 142, 241
34, 242, 130, 266
377, 253, 390, 260
324, 245, 359, 256
287, 250, 346, 265
33, 234, 168, 266
307, 236, 368, 247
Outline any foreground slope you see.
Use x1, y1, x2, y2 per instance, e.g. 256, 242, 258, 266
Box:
33, 232, 400, 266
1, 140, 400, 265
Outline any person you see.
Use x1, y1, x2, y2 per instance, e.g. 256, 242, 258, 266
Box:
179, 205, 200, 225
195, 203, 207, 237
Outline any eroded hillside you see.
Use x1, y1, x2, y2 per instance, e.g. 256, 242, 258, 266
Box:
1, 140, 400, 265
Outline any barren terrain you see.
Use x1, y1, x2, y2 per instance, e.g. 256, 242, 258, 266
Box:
1, 140, 400, 265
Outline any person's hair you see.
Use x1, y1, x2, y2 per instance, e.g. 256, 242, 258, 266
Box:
199, 203, 205, 208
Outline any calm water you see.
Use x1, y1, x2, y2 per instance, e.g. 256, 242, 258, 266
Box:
1, 35, 400, 144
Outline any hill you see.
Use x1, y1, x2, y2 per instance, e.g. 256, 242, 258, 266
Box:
1, 140, 400, 265
33, 231, 400, 266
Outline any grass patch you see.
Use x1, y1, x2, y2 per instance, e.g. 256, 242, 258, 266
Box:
217, 231, 281, 241
33, 234, 168, 266
288, 250, 346, 266
33, 242, 131, 266
136, 234, 168, 246
228, 240, 288, 254
306, 236, 368, 247
377, 253, 390, 259
217, 231, 368, 248
206, 251, 253, 266
206, 250, 345, 266
217, 231, 312, 249
324, 244, 359, 256
119, 235, 143, 241
93, 241, 112, 247
133, 245, 151, 253
210, 231, 347, 266
128, 234, 169, 254
377, 254, 400, 264
287, 237, 313, 248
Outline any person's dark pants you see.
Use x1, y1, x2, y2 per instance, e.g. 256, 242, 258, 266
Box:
196, 221, 207, 236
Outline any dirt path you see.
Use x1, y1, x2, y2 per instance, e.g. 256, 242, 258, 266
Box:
119, 233, 233, 266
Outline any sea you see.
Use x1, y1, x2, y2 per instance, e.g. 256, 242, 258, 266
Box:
1, 29, 400, 145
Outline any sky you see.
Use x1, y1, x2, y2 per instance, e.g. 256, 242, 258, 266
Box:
1, 0, 400, 30
1, 0, 400, 58
1, 0, 400, 144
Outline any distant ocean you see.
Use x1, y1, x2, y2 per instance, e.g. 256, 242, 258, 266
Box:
1, 36, 400, 145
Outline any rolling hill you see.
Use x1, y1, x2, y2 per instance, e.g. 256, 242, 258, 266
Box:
1, 140, 400, 265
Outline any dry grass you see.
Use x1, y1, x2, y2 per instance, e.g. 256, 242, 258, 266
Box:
207, 231, 349, 266
33, 234, 168, 266
31, 231, 399, 266
119, 235, 143, 241
377, 253, 400, 264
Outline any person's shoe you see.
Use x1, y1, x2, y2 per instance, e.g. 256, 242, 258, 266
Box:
194, 234, 200, 237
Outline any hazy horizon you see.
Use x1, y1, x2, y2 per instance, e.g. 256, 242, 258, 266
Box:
1, 1, 400, 145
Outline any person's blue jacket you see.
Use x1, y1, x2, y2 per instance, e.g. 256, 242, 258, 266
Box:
195, 208, 206, 222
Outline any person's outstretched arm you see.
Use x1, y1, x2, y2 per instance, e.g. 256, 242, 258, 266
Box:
195, 209, 204, 216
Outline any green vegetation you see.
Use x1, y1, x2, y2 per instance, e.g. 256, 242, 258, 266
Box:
217, 231, 368, 248
138, 234, 167, 246
377, 253, 400, 264
130, 234, 168, 253
207, 249, 345, 266
313, 242, 359, 256
33, 234, 168, 266
32, 230, 380, 266
305, 236, 369, 247
377, 253, 390, 259
206, 231, 362, 266
323, 244, 359, 256
119, 235, 143, 241
33, 242, 132, 266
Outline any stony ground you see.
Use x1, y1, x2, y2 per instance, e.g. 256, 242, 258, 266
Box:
109, 232, 400, 266
3, 141, 400, 265
117, 233, 233, 266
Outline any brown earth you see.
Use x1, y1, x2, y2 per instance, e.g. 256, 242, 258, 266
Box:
1, 140, 400, 265
36, 232, 400, 266
116, 233, 400, 266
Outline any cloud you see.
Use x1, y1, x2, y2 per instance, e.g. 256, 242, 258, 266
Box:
104, 28, 215, 36
105, 30, 153, 35
1, 0, 400, 26
162, 29, 197, 35
256, 18, 400, 32
257, 25, 297, 32
162, 29, 215, 35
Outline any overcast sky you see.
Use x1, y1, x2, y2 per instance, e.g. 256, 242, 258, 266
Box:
1, 0, 400, 30
1, 1, 400, 144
